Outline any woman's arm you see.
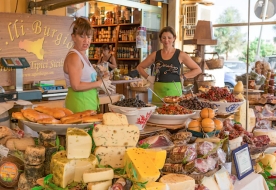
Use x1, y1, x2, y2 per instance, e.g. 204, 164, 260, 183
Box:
109, 55, 117, 69
66, 53, 101, 91
179, 51, 202, 78
136, 51, 157, 78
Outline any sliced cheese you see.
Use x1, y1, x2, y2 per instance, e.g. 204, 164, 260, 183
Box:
144, 149, 166, 169
159, 174, 195, 190
66, 128, 92, 159
50, 151, 97, 188
87, 180, 112, 190
125, 148, 160, 183
132, 182, 167, 190
201, 176, 220, 190
93, 124, 140, 147
214, 167, 234, 190
253, 129, 276, 144
102, 113, 128, 126
83, 168, 114, 183
94, 146, 130, 168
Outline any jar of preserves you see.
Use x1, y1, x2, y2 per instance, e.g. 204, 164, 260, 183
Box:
124, 64, 129, 75
119, 64, 124, 75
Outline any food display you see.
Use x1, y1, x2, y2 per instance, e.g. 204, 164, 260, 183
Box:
156, 104, 194, 115
198, 87, 241, 102
163, 96, 181, 103
179, 97, 217, 110
113, 98, 149, 107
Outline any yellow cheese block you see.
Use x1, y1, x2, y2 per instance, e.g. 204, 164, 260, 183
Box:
144, 149, 166, 169
124, 148, 160, 183
132, 182, 167, 190
102, 113, 128, 125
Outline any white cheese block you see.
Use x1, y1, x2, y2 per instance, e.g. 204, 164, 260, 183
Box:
102, 113, 128, 126
93, 124, 140, 147
83, 168, 114, 183
66, 128, 92, 159
94, 146, 130, 168
201, 176, 220, 190
131, 182, 167, 190
50, 151, 97, 188
159, 174, 195, 190
87, 180, 112, 190
214, 167, 234, 190
253, 129, 276, 144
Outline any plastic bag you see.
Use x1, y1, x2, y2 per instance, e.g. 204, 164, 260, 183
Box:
197, 141, 214, 156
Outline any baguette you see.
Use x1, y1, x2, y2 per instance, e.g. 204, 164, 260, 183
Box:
12, 112, 26, 120
60, 110, 97, 123
82, 114, 103, 123
36, 118, 62, 124
21, 109, 53, 122
34, 106, 66, 119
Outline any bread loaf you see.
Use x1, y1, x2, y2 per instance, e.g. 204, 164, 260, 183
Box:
82, 114, 103, 123
36, 118, 61, 124
60, 110, 97, 123
55, 107, 73, 116
21, 109, 53, 122
11, 112, 26, 120
34, 106, 66, 119
62, 117, 83, 124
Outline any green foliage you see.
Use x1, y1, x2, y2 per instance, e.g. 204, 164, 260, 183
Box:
258, 162, 276, 190
239, 38, 276, 63
214, 7, 246, 60
138, 142, 150, 149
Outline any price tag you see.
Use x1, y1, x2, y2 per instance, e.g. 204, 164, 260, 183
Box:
0, 145, 9, 157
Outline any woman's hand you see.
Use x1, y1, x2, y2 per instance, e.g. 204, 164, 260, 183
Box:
99, 79, 116, 95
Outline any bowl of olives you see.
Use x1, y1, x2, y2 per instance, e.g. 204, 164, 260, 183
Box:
108, 98, 156, 130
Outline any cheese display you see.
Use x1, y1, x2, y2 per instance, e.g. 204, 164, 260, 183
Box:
94, 146, 129, 168
83, 168, 114, 183
5, 137, 35, 151
131, 182, 167, 190
66, 128, 92, 159
201, 176, 220, 190
159, 174, 195, 190
18, 173, 32, 190
24, 163, 44, 181
50, 151, 97, 188
214, 167, 234, 190
87, 180, 112, 190
24, 145, 45, 165
39, 130, 57, 146
92, 124, 140, 147
124, 148, 160, 183
253, 129, 276, 144
144, 149, 166, 169
102, 112, 128, 125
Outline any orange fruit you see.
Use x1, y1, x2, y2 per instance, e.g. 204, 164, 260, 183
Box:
213, 118, 223, 130
201, 118, 215, 132
200, 108, 215, 119
188, 120, 201, 132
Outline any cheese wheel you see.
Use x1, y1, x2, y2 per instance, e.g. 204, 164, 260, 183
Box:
87, 180, 112, 190
45, 145, 58, 162
39, 130, 57, 146
44, 161, 51, 175
24, 163, 45, 181
83, 168, 114, 183
5, 138, 35, 151
24, 145, 45, 165
159, 174, 195, 190
18, 173, 32, 190
102, 113, 128, 126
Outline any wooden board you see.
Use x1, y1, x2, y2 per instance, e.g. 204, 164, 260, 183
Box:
140, 125, 166, 135
146, 122, 185, 130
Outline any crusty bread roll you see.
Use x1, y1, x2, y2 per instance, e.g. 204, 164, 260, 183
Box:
62, 118, 83, 124
60, 110, 97, 123
36, 118, 62, 124
21, 109, 53, 122
55, 107, 73, 116
12, 112, 26, 120
82, 114, 103, 123
34, 106, 66, 119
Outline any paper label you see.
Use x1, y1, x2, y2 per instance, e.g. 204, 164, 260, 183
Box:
0, 145, 9, 157
0, 162, 18, 182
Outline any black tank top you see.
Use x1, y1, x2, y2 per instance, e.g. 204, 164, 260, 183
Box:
152, 49, 181, 82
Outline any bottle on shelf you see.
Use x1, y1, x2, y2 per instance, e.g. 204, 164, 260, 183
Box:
222, 131, 232, 174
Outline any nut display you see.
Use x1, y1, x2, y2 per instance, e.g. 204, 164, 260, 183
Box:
113, 98, 149, 107
179, 97, 216, 110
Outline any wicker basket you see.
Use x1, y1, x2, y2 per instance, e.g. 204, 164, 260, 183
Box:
191, 56, 202, 64
196, 73, 216, 89
188, 166, 220, 184
206, 52, 224, 69
185, 49, 202, 64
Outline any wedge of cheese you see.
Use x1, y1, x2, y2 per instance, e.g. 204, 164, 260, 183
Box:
50, 151, 97, 188
159, 174, 195, 190
124, 148, 160, 183
201, 176, 220, 190
93, 124, 140, 147
144, 149, 166, 169
66, 128, 92, 159
83, 168, 114, 183
102, 113, 128, 125
87, 180, 112, 190
94, 146, 130, 168
132, 182, 167, 190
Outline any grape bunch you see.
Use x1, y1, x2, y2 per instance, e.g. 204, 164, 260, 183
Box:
199, 87, 241, 102
113, 98, 149, 107
179, 97, 217, 110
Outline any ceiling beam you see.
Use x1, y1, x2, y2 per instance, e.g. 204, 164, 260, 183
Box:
28, 0, 90, 11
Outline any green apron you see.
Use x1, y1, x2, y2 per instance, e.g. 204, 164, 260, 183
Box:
65, 87, 99, 113
152, 82, 182, 106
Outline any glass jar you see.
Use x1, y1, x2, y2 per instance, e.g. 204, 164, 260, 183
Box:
124, 64, 129, 75
119, 64, 124, 75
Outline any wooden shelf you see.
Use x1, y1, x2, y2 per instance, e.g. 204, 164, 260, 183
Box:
183, 39, 217, 45
119, 23, 140, 26
91, 24, 117, 27
90, 42, 116, 44
181, 1, 214, 6
118, 41, 136, 43
117, 58, 140, 61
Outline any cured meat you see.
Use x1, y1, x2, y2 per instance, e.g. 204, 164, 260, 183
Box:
162, 163, 185, 173
194, 158, 209, 173
139, 135, 173, 148
197, 142, 214, 156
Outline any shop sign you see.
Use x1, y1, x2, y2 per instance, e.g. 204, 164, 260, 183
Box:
0, 13, 73, 86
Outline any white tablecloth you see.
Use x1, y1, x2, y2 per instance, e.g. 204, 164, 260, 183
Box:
234, 172, 268, 190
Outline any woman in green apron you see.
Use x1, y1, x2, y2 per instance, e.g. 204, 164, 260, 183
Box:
63, 17, 115, 113
136, 26, 202, 105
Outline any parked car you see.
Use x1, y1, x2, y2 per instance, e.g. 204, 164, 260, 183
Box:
265, 55, 276, 72
223, 61, 247, 88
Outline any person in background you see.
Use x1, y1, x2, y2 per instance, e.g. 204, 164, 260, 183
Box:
63, 17, 115, 113
136, 26, 202, 105
97, 44, 117, 71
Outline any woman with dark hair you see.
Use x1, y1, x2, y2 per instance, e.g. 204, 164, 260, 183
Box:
97, 44, 117, 71
136, 26, 202, 105
63, 17, 115, 113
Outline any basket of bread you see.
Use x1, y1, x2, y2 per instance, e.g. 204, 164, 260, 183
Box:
12, 106, 102, 135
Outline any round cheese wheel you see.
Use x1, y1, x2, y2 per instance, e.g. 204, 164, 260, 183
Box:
200, 108, 215, 119
39, 130, 56, 146
201, 118, 215, 132
24, 163, 45, 181
188, 120, 201, 132
18, 173, 32, 190
24, 145, 45, 166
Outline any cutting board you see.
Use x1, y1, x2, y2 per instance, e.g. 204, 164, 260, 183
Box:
146, 122, 185, 130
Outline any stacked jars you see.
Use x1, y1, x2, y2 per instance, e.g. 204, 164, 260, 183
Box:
93, 27, 116, 42
117, 47, 139, 58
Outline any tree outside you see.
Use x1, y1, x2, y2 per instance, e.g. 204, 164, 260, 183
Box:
214, 7, 245, 60
239, 38, 276, 63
